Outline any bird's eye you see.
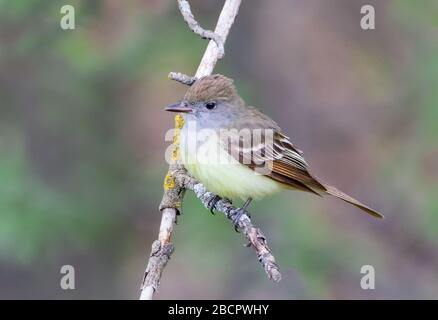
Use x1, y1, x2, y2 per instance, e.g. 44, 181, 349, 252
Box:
205, 101, 216, 110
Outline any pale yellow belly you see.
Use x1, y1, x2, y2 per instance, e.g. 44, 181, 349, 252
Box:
180, 133, 282, 200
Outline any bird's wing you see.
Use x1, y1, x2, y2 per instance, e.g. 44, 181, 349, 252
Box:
223, 105, 324, 194
221, 125, 326, 195
223, 106, 383, 218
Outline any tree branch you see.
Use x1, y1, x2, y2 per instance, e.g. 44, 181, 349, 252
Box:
168, 72, 196, 86
194, 0, 241, 78
176, 173, 281, 283
140, 0, 280, 300
177, 0, 225, 59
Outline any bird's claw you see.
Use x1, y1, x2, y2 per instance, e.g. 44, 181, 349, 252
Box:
207, 195, 221, 215
232, 208, 245, 232
232, 197, 253, 232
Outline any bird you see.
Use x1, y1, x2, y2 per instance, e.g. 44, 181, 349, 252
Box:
165, 74, 383, 222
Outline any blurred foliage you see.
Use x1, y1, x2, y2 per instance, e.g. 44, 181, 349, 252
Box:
0, 0, 437, 299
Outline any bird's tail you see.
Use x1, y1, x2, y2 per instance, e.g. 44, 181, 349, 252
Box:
324, 184, 384, 219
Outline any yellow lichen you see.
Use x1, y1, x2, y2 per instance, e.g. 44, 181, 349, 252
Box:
175, 114, 185, 129
173, 131, 180, 145
170, 116, 183, 161
171, 146, 180, 161
163, 173, 175, 190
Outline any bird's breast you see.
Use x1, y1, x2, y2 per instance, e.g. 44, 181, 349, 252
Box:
179, 126, 282, 200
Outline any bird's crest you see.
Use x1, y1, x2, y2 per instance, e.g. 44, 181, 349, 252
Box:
184, 74, 237, 103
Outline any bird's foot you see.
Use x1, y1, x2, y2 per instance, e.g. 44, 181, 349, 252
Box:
231, 197, 253, 232
207, 195, 222, 215
232, 208, 245, 232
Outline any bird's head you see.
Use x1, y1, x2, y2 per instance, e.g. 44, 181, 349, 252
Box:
165, 74, 245, 129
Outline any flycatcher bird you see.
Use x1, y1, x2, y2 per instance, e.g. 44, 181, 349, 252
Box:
165, 74, 383, 221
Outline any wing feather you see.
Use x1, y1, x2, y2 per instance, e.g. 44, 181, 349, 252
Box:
222, 126, 325, 194
221, 106, 383, 218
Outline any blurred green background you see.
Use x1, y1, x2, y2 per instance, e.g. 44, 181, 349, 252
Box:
0, 0, 437, 299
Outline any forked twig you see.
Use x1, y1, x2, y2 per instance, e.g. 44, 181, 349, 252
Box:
140, 0, 281, 300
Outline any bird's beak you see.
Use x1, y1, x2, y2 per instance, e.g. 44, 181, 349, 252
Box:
164, 102, 193, 113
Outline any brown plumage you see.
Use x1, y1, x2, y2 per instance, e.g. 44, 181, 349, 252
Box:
184, 74, 237, 103
226, 121, 383, 218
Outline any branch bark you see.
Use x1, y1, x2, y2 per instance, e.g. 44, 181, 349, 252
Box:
140, 0, 280, 300
178, 0, 225, 59
177, 173, 281, 283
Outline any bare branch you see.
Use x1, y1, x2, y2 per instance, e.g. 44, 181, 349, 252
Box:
168, 72, 196, 86
177, 174, 282, 283
169, 0, 242, 85
139, 238, 174, 300
141, 0, 256, 300
140, 167, 186, 299
195, 0, 242, 78
177, 0, 225, 59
